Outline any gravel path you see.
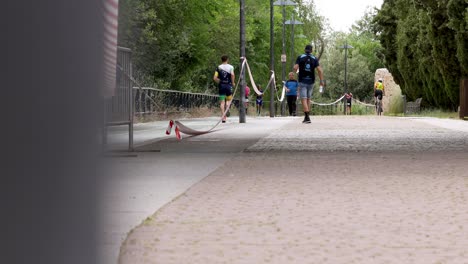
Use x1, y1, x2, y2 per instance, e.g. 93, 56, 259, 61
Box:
118, 116, 468, 264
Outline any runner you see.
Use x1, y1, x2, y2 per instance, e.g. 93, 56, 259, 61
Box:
293, 44, 325, 123
213, 55, 235, 123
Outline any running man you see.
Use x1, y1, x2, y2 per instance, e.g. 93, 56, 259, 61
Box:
213, 55, 235, 123
294, 44, 325, 123
374, 78, 385, 113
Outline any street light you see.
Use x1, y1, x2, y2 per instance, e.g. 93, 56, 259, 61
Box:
340, 41, 353, 115
269, 0, 275, 117
285, 13, 303, 70
274, 0, 297, 81
274, 0, 297, 116
239, 0, 246, 123
284, 13, 302, 116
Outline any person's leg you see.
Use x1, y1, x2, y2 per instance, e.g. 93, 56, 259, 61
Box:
374, 91, 378, 114
301, 98, 309, 112
244, 97, 248, 115
380, 94, 384, 111
374, 96, 377, 114
299, 83, 309, 118
220, 99, 226, 120
287, 96, 293, 116
292, 95, 297, 116
223, 87, 233, 120
225, 96, 232, 117
305, 97, 311, 122
301, 96, 309, 123
304, 84, 313, 123
376, 90, 383, 113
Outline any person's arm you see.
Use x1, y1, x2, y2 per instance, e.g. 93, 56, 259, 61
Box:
231, 72, 235, 87
213, 71, 219, 84
293, 64, 299, 73
316, 65, 324, 86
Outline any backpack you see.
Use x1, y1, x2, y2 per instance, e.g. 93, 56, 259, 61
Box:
300, 54, 316, 79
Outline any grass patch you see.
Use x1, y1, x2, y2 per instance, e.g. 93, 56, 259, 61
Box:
385, 112, 405, 117
351, 103, 375, 115
408, 109, 459, 119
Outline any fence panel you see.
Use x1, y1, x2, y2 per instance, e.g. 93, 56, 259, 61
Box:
103, 47, 133, 151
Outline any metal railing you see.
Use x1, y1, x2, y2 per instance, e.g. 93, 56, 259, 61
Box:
133, 87, 220, 115
103, 47, 134, 151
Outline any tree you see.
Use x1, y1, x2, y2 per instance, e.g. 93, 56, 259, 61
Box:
116, 0, 326, 95
319, 9, 384, 102
373, 0, 468, 109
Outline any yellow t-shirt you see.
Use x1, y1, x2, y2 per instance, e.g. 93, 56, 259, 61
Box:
375, 82, 384, 91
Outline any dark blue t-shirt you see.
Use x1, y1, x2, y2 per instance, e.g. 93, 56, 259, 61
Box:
295, 53, 319, 84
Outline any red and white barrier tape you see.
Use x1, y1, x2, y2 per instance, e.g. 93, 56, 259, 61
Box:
166, 120, 174, 135
174, 126, 181, 140
312, 94, 346, 106
166, 120, 182, 140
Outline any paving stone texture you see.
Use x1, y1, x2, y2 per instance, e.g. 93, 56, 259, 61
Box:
117, 116, 468, 264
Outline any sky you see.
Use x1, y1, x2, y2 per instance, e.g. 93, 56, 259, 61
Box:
313, 0, 384, 32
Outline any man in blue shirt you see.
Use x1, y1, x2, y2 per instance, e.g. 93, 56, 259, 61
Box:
293, 44, 325, 123
285, 72, 298, 116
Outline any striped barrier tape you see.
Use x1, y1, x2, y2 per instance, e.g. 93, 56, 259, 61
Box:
312, 94, 346, 106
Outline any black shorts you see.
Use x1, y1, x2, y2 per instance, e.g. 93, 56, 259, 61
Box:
219, 83, 233, 97
346, 100, 352, 106
375, 90, 383, 100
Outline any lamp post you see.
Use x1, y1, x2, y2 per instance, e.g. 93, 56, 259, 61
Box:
239, 0, 246, 123
285, 13, 303, 70
274, 0, 297, 116
269, 0, 275, 117
284, 13, 303, 116
340, 42, 353, 115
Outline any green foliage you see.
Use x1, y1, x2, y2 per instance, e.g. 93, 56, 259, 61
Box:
373, 0, 468, 110
320, 9, 384, 103
118, 0, 325, 94
118, 0, 466, 114
351, 104, 374, 115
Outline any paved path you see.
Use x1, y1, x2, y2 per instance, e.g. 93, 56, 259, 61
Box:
102, 116, 468, 264
99, 116, 293, 264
